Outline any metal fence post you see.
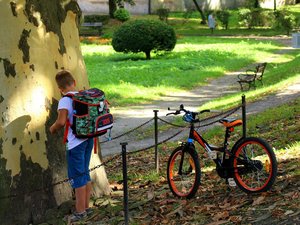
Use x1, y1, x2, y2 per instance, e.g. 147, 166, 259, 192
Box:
242, 95, 246, 139
153, 110, 159, 173
120, 142, 129, 225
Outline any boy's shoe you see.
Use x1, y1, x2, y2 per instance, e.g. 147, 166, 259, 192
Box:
69, 211, 87, 222
86, 207, 94, 216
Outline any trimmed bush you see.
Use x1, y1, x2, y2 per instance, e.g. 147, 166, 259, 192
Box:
84, 15, 110, 24
114, 8, 130, 22
216, 10, 230, 29
157, 8, 170, 22
112, 19, 176, 59
274, 10, 297, 35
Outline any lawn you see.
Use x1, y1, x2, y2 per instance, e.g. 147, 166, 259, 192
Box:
83, 37, 282, 107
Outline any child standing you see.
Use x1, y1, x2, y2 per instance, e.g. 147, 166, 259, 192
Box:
50, 70, 93, 222
208, 13, 216, 34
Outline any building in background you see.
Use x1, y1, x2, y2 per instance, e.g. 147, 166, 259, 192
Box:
78, 0, 297, 15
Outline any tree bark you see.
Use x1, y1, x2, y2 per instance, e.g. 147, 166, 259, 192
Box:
145, 51, 151, 60
192, 0, 207, 24
0, 1, 110, 224
109, 0, 117, 18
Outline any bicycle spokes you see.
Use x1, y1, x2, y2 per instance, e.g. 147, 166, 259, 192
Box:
234, 141, 273, 191
169, 150, 197, 197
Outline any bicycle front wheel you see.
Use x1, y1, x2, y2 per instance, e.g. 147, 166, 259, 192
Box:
231, 137, 277, 193
167, 145, 201, 199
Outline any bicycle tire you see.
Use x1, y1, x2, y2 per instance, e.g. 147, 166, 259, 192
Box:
167, 145, 201, 199
231, 137, 277, 193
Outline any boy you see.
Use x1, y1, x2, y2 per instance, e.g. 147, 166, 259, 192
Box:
50, 70, 93, 222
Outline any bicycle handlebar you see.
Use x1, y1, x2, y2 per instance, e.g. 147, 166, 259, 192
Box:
166, 104, 210, 117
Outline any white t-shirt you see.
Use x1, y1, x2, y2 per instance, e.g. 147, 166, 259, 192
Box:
58, 91, 86, 150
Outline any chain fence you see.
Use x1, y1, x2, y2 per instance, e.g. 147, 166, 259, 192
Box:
0, 103, 243, 200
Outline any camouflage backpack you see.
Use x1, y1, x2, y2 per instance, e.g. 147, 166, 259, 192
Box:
63, 88, 113, 150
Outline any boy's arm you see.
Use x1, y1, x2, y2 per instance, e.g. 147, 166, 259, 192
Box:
50, 109, 68, 134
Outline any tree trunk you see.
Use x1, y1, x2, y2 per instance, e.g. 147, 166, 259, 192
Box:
109, 0, 117, 18
192, 0, 206, 24
145, 51, 151, 60
0, 1, 110, 224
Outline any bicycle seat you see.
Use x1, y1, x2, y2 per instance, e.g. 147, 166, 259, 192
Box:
219, 118, 243, 128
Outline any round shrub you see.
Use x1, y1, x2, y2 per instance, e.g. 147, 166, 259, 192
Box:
157, 8, 170, 22
114, 8, 130, 22
112, 19, 176, 59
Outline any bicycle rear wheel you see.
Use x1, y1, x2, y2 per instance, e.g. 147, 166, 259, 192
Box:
167, 145, 201, 199
231, 137, 277, 193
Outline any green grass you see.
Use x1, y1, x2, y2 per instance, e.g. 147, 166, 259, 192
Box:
83, 36, 282, 107
201, 98, 300, 150
199, 51, 300, 111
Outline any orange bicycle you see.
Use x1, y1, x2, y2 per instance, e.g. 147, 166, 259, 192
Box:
166, 104, 277, 198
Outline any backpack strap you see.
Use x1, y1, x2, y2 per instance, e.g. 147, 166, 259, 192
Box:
62, 94, 74, 144
63, 119, 71, 144
94, 137, 97, 154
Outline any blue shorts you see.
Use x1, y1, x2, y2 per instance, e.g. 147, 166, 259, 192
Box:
67, 139, 93, 188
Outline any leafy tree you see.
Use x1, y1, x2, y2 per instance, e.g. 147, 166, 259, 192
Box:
274, 10, 297, 35
191, 0, 207, 24
109, 0, 135, 18
216, 10, 230, 29
114, 8, 130, 22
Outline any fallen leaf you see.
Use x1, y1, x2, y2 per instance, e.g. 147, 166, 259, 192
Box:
158, 199, 177, 205
166, 206, 183, 217
213, 211, 230, 221
251, 212, 272, 222
147, 187, 155, 201
206, 220, 228, 225
252, 195, 265, 206
229, 215, 242, 223
284, 210, 294, 215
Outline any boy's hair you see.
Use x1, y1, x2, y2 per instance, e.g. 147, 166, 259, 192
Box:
55, 70, 75, 89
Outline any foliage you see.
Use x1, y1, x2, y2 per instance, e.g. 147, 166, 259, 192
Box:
113, 8, 130, 22
156, 8, 170, 22
112, 19, 176, 59
274, 10, 298, 35
216, 10, 230, 29
109, 0, 134, 18
237, 8, 269, 28
245, 0, 261, 8
84, 15, 110, 24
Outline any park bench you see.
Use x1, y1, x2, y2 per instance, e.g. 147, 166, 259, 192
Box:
81, 22, 103, 36
237, 62, 267, 91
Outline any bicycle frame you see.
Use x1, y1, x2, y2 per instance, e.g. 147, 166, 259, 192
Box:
186, 122, 229, 168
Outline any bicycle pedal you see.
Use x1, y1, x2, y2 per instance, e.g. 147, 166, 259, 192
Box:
228, 178, 236, 187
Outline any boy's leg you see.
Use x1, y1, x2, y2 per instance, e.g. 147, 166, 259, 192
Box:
84, 138, 94, 209
75, 185, 87, 213
86, 181, 92, 209
67, 141, 90, 213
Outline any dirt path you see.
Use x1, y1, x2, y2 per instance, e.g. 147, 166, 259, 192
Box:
100, 37, 299, 156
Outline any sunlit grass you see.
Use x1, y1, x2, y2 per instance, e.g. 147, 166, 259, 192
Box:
199, 52, 300, 110
82, 36, 281, 107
